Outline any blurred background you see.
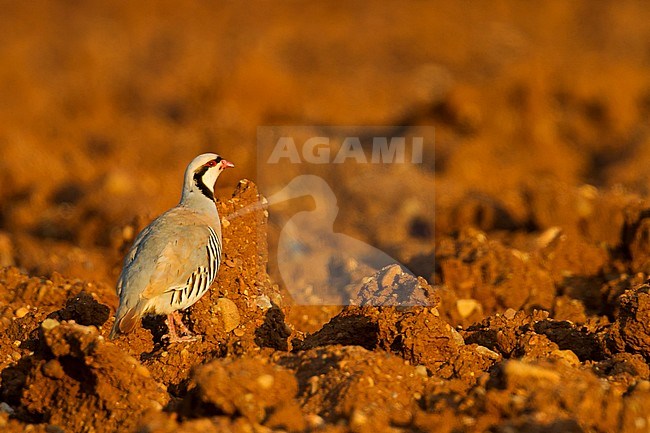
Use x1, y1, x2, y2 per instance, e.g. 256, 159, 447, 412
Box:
1, 0, 650, 288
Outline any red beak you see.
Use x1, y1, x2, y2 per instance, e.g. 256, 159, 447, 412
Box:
221, 160, 235, 169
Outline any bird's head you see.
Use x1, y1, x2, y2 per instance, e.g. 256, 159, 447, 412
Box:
183, 153, 235, 202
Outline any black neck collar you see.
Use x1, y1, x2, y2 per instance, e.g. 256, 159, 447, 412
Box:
193, 167, 214, 201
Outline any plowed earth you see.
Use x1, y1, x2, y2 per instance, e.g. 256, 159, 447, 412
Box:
3, 2, 650, 432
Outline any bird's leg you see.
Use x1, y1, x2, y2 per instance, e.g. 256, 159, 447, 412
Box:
165, 314, 181, 342
165, 311, 198, 343
171, 311, 196, 337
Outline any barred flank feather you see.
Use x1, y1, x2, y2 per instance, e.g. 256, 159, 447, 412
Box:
169, 227, 222, 309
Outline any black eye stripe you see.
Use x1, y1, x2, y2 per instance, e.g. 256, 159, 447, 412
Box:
214, 156, 222, 165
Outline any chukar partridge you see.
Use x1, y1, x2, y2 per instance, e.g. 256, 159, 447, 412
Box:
109, 153, 234, 342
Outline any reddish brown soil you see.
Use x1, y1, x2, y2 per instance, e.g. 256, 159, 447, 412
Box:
3, 1, 650, 432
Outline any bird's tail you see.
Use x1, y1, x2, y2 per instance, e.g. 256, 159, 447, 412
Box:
109, 304, 143, 339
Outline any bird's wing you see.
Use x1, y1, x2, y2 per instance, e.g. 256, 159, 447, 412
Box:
141, 223, 216, 299
116, 207, 219, 300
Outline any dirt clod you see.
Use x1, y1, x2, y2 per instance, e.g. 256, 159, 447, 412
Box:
183, 355, 302, 429
17, 321, 168, 432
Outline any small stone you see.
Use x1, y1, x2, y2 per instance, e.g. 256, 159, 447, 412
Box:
255, 295, 272, 310
536, 226, 562, 249
551, 349, 580, 366
504, 360, 561, 384
350, 410, 368, 427
380, 265, 402, 288
503, 308, 517, 320
233, 328, 245, 337
456, 299, 481, 318
475, 345, 500, 360
14, 307, 29, 319
42, 359, 65, 379
270, 291, 283, 307
305, 414, 324, 428
37, 286, 50, 301
216, 298, 240, 332
256, 374, 275, 389
511, 249, 529, 262
415, 365, 428, 377
0, 402, 14, 415
41, 318, 60, 330
449, 327, 465, 345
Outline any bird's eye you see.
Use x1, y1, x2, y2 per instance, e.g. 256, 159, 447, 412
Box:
205, 160, 217, 167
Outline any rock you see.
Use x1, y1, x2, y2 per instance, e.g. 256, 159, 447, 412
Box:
414, 365, 428, 377
535, 226, 563, 249
380, 264, 402, 288
255, 295, 272, 310
353, 266, 438, 306
0, 402, 14, 415
14, 307, 29, 318
41, 359, 65, 379
503, 360, 561, 385
456, 299, 481, 318
503, 308, 517, 320
475, 345, 500, 360
256, 374, 275, 389
551, 349, 581, 366
613, 285, 650, 358
216, 298, 240, 332
41, 318, 60, 330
